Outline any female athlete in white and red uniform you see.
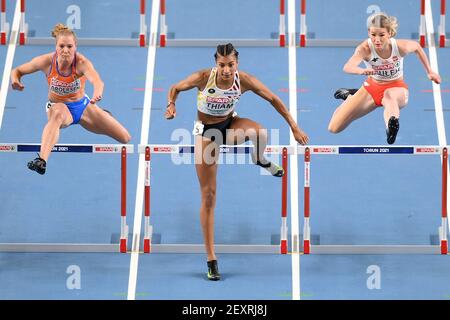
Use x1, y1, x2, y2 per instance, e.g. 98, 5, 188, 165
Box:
11, 23, 131, 175
329, 12, 441, 144
165, 43, 309, 281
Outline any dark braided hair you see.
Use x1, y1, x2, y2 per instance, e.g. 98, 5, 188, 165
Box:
214, 43, 239, 60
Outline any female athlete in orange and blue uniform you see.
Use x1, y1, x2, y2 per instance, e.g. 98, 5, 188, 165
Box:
11, 23, 131, 174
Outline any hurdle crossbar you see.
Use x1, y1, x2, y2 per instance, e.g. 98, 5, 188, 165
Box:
0, 143, 133, 253
159, 0, 286, 47
139, 144, 290, 254
302, 145, 449, 255
19, 0, 147, 47
0, 0, 8, 45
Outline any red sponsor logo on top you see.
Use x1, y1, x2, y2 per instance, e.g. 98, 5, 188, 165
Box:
95, 146, 116, 152
313, 147, 335, 153
416, 147, 438, 153
206, 97, 230, 103
154, 147, 173, 153
0, 145, 14, 151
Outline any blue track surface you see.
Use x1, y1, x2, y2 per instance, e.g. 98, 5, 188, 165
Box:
0, 0, 449, 301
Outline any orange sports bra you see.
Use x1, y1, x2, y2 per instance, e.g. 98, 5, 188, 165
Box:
47, 53, 86, 100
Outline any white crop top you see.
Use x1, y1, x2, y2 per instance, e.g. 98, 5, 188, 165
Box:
363, 38, 404, 81
197, 67, 241, 116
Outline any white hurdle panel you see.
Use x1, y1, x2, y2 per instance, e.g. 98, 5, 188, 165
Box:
300, 145, 449, 255
138, 144, 292, 254
0, 143, 133, 253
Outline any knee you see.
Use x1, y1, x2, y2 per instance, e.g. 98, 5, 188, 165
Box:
328, 121, 341, 134
202, 189, 216, 209
48, 107, 66, 124
119, 131, 131, 144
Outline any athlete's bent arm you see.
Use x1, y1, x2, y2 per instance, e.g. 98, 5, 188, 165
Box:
165, 70, 207, 120
342, 43, 376, 76
77, 55, 104, 104
397, 39, 441, 84
11, 54, 52, 91
240, 72, 309, 145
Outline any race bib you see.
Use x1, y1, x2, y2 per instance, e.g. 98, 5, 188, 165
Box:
45, 101, 54, 113
192, 121, 204, 135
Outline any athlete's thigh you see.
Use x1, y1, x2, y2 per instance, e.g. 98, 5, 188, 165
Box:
47, 103, 73, 127
79, 104, 126, 135
330, 86, 378, 129
226, 116, 263, 145
382, 87, 409, 108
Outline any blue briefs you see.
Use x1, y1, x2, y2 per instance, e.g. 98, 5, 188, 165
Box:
45, 95, 90, 125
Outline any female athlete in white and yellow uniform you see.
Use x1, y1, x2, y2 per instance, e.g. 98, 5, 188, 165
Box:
165, 43, 308, 281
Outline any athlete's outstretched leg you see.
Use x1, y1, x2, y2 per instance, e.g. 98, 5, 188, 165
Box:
226, 116, 283, 176
328, 86, 377, 133
79, 103, 131, 143
381, 87, 408, 144
28, 103, 73, 175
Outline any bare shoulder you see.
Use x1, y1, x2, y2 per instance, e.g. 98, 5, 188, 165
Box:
189, 68, 211, 87
238, 70, 263, 93
75, 52, 91, 65
198, 68, 212, 80
356, 40, 371, 56
28, 52, 53, 70
395, 39, 420, 55
34, 52, 53, 64
237, 70, 256, 85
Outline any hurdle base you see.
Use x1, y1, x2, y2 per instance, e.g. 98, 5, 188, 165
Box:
165, 39, 280, 47
0, 243, 120, 253
150, 244, 280, 254
308, 245, 441, 254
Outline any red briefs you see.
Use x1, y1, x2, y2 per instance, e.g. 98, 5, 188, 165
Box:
363, 77, 408, 106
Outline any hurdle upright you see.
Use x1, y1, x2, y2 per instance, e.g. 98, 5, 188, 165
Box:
301, 145, 449, 255
139, 144, 291, 254
0, 0, 9, 45
18, 0, 147, 46
0, 143, 133, 253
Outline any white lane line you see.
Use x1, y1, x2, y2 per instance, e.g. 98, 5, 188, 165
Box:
288, 0, 301, 301
424, 0, 450, 232
0, 0, 21, 129
127, 0, 160, 300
